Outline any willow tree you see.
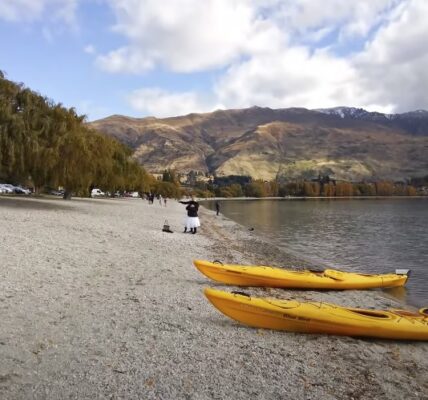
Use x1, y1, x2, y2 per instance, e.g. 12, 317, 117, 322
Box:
0, 72, 151, 197
124, 158, 151, 193
0, 73, 24, 181
55, 124, 93, 199
90, 132, 129, 193
0, 74, 58, 187
15, 89, 58, 191
32, 107, 67, 192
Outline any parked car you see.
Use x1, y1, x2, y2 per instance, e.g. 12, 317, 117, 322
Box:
91, 188, 105, 197
0, 184, 13, 194
0, 184, 30, 194
14, 186, 31, 195
49, 189, 65, 196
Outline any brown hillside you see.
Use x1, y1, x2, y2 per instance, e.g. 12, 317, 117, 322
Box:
89, 107, 428, 181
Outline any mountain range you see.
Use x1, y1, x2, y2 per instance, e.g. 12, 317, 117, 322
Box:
89, 106, 428, 181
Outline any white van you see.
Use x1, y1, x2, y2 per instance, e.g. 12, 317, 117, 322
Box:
91, 188, 105, 197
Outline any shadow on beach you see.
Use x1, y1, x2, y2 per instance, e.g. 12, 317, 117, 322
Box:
75, 197, 127, 205
0, 196, 76, 211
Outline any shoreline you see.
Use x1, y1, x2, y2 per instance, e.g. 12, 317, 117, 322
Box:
1, 196, 427, 399
200, 198, 426, 309
200, 205, 423, 310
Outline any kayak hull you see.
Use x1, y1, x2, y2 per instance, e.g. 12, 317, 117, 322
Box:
193, 260, 408, 289
204, 288, 428, 340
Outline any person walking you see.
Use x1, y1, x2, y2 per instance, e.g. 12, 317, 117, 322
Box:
215, 201, 220, 216
179, 196, 200, 234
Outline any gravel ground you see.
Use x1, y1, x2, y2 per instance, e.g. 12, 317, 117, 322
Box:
0, 196, 427, 400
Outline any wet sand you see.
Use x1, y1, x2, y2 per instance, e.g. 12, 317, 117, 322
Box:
0, 196, 427, 399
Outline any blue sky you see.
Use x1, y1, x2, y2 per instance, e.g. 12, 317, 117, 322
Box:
1, 0, 427, 121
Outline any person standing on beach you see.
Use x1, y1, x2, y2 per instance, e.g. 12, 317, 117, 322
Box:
215, 201, 220, 216
179, 196, 200, 234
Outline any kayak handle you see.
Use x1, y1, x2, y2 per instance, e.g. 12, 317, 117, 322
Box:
395, 269, 411, 276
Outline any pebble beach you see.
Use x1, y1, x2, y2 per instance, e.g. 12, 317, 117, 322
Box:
1, 196, 427, 399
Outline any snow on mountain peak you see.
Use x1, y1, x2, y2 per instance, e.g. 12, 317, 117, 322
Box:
314, 107, 370, 119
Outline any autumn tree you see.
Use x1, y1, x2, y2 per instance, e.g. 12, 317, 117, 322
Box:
335, 182, 353, 197
322, 182, 335, 197
244, 180, 267, 197
375, 181, 394, 196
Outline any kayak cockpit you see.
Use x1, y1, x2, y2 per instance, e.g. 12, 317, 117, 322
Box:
346, 309, 391, 319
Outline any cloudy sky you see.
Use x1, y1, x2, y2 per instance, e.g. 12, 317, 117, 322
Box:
1, 0, 427, 120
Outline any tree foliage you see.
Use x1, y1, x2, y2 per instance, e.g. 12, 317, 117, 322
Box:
0, 72, 149, 197
209, 175, 419, 198
162, 169, 179, 184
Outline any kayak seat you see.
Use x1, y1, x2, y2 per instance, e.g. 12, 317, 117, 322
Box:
323, 269, 346, 281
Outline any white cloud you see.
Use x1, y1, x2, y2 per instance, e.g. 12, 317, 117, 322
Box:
275, 0, 400, 39
354, 0, 428, 112
5, 0, 425, 116
127, 88, 214, 117
97, 46, 155, 73
100, 0, 428, 115
216, 0, 428, 113
84, 44, 96, 54
98, 0, 400, 74
0, 0, 78, 25
98, 0, 283, 73
99, 0, 400, 74
0, 0, 44, 21
215, 47, 359, 110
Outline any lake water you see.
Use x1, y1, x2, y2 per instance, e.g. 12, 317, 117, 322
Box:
203, 198, 428, 307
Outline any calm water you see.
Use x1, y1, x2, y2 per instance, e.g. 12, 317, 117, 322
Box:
204, 199, 428, 307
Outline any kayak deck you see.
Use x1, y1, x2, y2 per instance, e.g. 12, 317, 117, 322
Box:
204, 288, 428, 340
194, 260, 408, 289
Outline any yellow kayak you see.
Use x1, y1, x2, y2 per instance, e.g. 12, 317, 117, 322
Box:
204, 288, 428, 340
193, 260, 408, 290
